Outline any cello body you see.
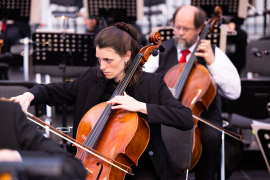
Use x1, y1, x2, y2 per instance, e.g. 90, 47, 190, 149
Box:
76, 102, 150, 180
164, 62, 217, 170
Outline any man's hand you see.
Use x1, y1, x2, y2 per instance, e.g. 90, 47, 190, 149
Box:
194, 39, 215, 65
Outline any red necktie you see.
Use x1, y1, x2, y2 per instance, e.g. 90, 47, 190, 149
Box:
1, 20, 6, 32
179, 50, 190, 63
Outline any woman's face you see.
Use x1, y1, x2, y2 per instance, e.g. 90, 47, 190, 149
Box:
96, 46, 131, 82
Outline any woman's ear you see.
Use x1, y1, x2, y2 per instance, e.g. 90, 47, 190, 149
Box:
124, 51, 132, 62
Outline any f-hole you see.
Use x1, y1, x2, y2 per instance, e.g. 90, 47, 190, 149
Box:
96, 162, 103, 180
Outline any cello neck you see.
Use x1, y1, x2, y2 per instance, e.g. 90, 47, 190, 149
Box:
110, 53, 143, 98
174, 23, 210, 99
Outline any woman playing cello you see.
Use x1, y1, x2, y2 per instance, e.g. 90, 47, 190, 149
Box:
10, 22, 193, 180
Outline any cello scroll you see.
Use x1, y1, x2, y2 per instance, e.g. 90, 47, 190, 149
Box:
139, 32, 164, 65
206, 6, 223, 33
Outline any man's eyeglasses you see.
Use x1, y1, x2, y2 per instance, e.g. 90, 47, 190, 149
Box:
174, 25, 195, 33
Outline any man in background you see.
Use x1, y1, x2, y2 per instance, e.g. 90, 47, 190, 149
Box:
144, 5, 241, 180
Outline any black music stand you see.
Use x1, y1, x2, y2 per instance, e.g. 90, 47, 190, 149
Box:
251, 123, 270, 173
32, 32, 96, 67
156, 26, 221, 48
156, 28, 174, 41
257, 129, 270, 171
0, 0, 31, 53
191, 0, 247, 18
84, 0, 137, 25
0, 0, 31, 21
32, 32, 96, 148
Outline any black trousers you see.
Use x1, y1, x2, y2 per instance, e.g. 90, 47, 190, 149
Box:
124, 149, 160, 180
194, 112, 222, 180
125, 169, 160, 180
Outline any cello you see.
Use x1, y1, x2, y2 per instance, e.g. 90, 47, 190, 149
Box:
73, 31, 163, 180
164, 6, 224, 170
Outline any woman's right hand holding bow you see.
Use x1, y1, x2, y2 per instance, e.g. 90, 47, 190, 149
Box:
10, 92, 34, 111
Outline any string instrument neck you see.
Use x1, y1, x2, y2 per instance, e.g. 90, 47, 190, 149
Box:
174, 23, 211, 99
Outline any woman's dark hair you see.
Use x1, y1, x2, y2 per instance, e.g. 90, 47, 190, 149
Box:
172, 6, 206, 30
94, 22, 142, 86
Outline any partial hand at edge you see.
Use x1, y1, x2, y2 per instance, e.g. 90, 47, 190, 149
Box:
10, 92, 34, 111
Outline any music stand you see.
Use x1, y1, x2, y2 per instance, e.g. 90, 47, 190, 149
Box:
191, 0, 248, 18
32, 32, 96, 68
0, 0, 31, 21
0, 0, 31, 53
83, 0, 137, 25
32, 32, 96, 147
153, 25, 222, 50
251, 121, 270, 173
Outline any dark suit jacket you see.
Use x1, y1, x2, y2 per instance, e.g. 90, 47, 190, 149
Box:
29, 67, 193, 180
0, 100, 86, 180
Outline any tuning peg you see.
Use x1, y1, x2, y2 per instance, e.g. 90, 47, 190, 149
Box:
158, 45, 165, 52
151, 49, 159, 57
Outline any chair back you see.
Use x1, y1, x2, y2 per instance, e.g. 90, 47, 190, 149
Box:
151, 26, 195, 170
161, 125, 193, 170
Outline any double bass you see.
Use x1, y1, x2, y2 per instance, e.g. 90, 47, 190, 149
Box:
164, 6, 226, 170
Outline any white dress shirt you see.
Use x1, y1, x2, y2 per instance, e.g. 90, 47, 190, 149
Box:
143, 38, 241, 100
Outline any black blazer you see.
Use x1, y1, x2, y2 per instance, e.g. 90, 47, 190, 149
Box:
29, 67, 193, 180
0, 100, 86, 180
